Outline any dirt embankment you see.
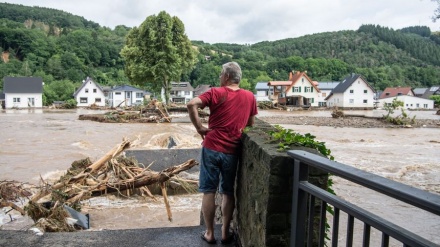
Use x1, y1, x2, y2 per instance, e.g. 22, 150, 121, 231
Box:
258, 116, 440, 128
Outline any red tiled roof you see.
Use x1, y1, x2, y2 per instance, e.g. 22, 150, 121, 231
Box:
286, 71, 320, 93
268, 81, 291, 86
380, 87, 414, 99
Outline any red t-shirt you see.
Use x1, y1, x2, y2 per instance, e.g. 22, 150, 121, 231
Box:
199, 87, 258, 154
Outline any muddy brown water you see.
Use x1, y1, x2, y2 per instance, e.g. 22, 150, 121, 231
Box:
1, 108, 439, 245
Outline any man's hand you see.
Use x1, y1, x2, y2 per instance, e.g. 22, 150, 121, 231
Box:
196, 126, 211, 139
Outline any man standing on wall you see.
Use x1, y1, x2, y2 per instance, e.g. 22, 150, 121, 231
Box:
187, 61, 258, 244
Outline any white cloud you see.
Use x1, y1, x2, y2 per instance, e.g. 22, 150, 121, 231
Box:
2, 0, 439, 44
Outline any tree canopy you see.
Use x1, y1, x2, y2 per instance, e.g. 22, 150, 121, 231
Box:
120, 11, 195, 104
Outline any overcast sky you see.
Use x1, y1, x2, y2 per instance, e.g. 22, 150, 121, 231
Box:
2, 0, 439, 44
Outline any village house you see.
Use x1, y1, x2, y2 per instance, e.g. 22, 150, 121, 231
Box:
413, 87, 429, 97
378, 86, 434, 109
165, 82, 194, 104
325, 73, 375, 109
315, 81, 339, 107
377, 95, 434, 109
268, 71, 320, 107
421, 85, 440, 99
193, 84, 212, 98
106, 85, 149, 107
254, 82, 272, 101
379, 87, 414, 99
2, 77, 43, 109
73, 77, 106, 107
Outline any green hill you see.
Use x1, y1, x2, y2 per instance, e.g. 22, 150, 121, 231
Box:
1, 2, 439, 104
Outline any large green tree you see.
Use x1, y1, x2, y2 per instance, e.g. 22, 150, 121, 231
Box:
120, 11, 195, 104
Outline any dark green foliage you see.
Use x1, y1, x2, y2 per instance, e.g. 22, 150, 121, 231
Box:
268, 125, 334, 160
1, 3, 440, 105
63, 99, 77, 109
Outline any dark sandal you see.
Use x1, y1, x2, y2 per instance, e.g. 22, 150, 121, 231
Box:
201, 231, 217, 244
220, 232, 235, 244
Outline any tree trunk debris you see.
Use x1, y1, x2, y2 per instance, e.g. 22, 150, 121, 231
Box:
1, 139, 199, 233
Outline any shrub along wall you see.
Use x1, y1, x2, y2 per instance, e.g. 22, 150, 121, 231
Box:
234, 119, 328, 247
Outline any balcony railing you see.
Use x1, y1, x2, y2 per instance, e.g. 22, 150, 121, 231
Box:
288, 150, 440, 247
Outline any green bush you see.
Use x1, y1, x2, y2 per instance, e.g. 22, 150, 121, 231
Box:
63, 99, 77, 109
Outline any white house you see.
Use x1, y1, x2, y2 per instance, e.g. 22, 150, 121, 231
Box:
163, 82, 194, 104
255, 82, 272, 101
285, 71, 320, 107
378, 95, 434, 110
268, 71, 321, 107
3, 77, 43, 109
73, 77, 106, 107
325, 74, 375, 109
108, 85, 148, 107
316, 82, 339, 107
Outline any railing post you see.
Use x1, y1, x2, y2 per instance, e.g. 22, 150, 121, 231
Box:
290, 158, 309, 247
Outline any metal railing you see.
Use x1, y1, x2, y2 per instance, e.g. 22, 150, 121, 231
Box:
288, 150, 440, 247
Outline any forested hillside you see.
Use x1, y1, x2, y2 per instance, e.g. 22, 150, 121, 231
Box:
1, 2, 439, 105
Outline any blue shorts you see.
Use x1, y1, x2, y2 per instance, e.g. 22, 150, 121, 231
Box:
199, 147, 239, 195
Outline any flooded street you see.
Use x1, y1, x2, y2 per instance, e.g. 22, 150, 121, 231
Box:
1, 108, 439, 245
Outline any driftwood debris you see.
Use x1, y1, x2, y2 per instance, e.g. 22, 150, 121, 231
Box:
0, 180, 32, 215
2, 139, 199, 232
79, 100, 173, 123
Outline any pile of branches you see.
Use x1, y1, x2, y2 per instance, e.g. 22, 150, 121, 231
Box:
78, 100, 172, 123
331, 107, 345, 118
1, 139, 199, 233
0, 180, 33, 215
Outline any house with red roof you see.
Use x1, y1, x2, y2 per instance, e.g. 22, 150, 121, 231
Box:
379, 87, 414, 99
378, 87, 434, 109
267, 71, 320, 107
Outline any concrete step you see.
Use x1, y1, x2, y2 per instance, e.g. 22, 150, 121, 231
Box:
0, 225, 237, 247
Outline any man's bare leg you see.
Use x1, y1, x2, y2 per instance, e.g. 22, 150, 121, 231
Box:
221, 193, 235, 240
202, 192, 216, 241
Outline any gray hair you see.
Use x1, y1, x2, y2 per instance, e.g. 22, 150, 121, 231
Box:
221, 62, 242, 84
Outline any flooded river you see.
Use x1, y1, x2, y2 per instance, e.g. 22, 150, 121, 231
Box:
0, 108, 439, 245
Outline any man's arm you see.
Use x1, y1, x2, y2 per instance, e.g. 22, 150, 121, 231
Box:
246, 115, 255, 127
187, 97, 210, 139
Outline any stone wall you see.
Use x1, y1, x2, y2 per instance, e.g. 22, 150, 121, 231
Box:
234, 119, 328, 247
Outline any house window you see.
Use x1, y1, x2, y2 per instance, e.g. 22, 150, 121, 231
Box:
95, 98, 102, 103
293, 87, 301, 92
93, 89, 97, 93
416, 103, 420, 108
349, 99, 354, 104
305, 87, 311, 93
115, 92, 121, 95
136, 92, 143, 98
13, 97, 21, 103
80, 97, 87, 103
302, 78, 304, 82
179, 83, 187, 87
85, 89, 89, 93
310, 98, 314, 103
397, 93, 402, 96
385, 93, 390, 96
349, 90, 354, 94
363, 99, 368, 104
364, 90, 367, 93
424, 104, 428, 108
185, 91, 190, 95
